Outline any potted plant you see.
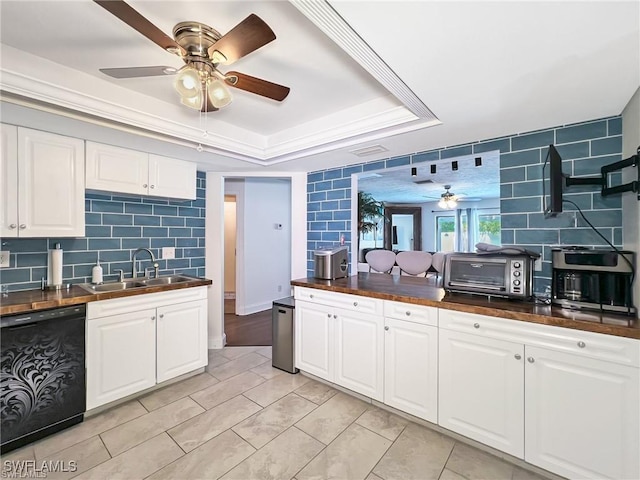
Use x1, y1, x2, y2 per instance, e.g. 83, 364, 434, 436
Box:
358, 192, 384, 259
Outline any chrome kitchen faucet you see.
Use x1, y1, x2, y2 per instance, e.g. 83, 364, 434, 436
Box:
131, 247, 159, 278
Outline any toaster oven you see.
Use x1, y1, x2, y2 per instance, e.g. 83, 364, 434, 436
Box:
444, 253, 534, 299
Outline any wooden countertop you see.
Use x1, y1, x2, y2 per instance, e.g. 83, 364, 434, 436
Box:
291, 273, 640, 340
0, 277, 213, 316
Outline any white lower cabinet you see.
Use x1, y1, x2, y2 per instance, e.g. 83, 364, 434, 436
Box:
438, 328, 524, 457
87, 309, 157, 409
525, 345, 639, 480
87, 287, 208, 410
294, 288, 383, 401
384, 318, 438, 422
334, 309, 383, 401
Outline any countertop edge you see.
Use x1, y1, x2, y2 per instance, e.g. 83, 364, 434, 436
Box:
0, 278, 213, 316
291, 276, 639, 340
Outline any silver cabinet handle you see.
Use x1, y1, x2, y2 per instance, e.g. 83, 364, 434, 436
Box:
143, 184, 148, 188
151, 316, 156, 321
405, 311, 411, 316
8, 224, 16, 229
19, 224, 26, 229
527, 357, 535, 363
353, 301, 358, 306
310, 294, 314, 299
514, 354, 522, 360
159, 314, 164, 319
577, 341, 586, 348
327, 313, 331, 318
384, 326, 389, 331
473, 323, 480, 329
150, 185, 155, 189
333, 314, 337, 319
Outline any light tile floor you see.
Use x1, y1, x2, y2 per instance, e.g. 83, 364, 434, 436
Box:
2, 347, 556, 480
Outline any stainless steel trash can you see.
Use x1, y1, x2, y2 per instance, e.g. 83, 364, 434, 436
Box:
272, 296, 298, 374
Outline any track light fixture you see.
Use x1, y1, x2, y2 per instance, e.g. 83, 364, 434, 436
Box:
411, 167, 417, 177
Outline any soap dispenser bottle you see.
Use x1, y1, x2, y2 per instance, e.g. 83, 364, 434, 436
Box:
91, 257, 103, 284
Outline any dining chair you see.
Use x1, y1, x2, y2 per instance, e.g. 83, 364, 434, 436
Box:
431, 252, 446, 280
396, 251, 432, 277
365, 249, 397, 274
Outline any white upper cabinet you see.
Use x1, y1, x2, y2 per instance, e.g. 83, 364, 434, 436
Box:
148, 154, 196, 200
1, 125, 85, 238
86, 142, 196, 200
85, 142, 148, 196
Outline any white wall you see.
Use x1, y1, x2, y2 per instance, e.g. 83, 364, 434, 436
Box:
622, 87, 639, 318
421, 198, 501, 251
241, 178, 292, 314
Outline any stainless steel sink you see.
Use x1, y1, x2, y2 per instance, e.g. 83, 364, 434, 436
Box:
78, 275, 195, 294
139, 275, 193, 286
79, 280, 146, 293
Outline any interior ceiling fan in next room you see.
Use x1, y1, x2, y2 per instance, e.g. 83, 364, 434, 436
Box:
94, 0, 290, 112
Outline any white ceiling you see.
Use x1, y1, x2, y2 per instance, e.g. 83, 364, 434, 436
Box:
0, 1, 638, 172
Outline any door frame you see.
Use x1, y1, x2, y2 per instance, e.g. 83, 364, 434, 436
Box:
384, 206, 422, 251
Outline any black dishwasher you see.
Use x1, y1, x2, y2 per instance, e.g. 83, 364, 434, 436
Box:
1, 305, 86, 453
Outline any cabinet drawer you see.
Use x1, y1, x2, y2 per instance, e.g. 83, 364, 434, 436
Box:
295, 287, 381, 315
88, 286, 207, 319
384, 301, 437, 326
439, 308, 640, 367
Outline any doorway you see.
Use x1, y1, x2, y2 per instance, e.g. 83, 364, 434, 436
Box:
384, 206, 422, 251
223, 195, 236, 301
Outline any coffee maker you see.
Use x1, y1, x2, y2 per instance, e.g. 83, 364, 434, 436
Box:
552, 248, 636, 315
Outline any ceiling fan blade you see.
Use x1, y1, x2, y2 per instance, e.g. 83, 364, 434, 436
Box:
100, 66, 177, 79
224, 71, 290, 101
94, 0, 185, 56
208, 14, 275, 65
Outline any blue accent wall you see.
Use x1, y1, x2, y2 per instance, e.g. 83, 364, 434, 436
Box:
307, 117, 623, 293
0, 171, 206, 292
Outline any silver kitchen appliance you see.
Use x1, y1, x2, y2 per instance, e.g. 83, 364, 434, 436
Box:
444, 253, 535, 299
272, 296, 298, 374
314, 246, 348, 280
552, 248, 636, 315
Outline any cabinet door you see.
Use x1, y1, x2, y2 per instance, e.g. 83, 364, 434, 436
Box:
439, 328, 524, 458
0, 124, 18, 238
384, 318, 437, 422
148, 154, 196, 200
295, 301, 333, 381
334, 309, 384, 401
156, 300, 208, 383
86, 141, 148, 195
525, 346, 639, 480
18, 128, 85, 237
87, 309, 156, 410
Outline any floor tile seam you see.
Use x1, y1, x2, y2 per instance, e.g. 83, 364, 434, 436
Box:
142, 376, 224, 411
279, 426, 330, 480
362, 429, 397, 480
354, 417, 409, 444
216, 348, 264, 362
100, 403, 207, 457
208, 362, 271, 383
437, 439, 459, 480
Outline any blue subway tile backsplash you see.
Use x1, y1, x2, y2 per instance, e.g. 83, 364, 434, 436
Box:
0, 171, 206, 292
306, 116, 623, 293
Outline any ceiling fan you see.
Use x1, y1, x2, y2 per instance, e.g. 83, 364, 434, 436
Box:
423, 185, 481, 209
93, 0, 290, 112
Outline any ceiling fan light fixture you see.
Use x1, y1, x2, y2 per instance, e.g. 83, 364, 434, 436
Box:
438, 197, 458, 209
174, 66, 202, 98
180, 91, 203, 110
207, 78, 232, 108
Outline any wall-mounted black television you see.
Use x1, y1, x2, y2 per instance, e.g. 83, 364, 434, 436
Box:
543, 144, 565, 217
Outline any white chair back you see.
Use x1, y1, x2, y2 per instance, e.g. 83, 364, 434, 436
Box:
365, 250, 397, 274
396, 251, 432, 276
431, 252, 446, 278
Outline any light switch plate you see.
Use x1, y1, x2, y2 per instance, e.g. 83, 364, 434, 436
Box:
162, 247, 175, 259
0, 251, 9, 268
